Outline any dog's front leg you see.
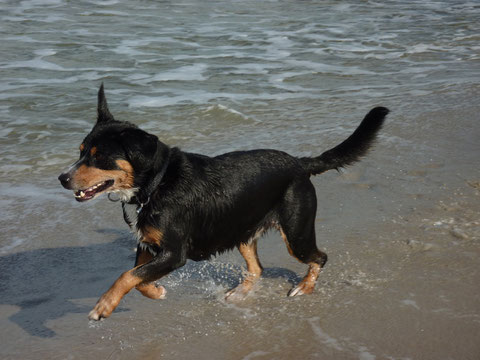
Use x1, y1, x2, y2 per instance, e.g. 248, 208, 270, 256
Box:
134, 246, 166, 300
88, 248, 186, 320
88, 268, 143, 321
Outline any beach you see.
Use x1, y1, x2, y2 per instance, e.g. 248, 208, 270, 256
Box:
0, 1, 479, 359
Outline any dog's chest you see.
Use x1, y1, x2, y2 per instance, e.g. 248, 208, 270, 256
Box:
122, 203, 164, 256
121, 202, 139, 235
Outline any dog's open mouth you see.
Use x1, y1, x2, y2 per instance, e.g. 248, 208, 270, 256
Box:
74, 179, 114, 202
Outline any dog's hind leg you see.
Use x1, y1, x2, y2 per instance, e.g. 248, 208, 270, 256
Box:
225, 239, 263, 301
280, 226, 327, 296
278, 180, 328, 297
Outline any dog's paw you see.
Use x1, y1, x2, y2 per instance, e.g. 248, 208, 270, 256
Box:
225, 287, 247, 302
225, 282, 256, 302
287, 282, 315, 297
88, 293, 119, 321
149, 284, 167, 300
137, 283, 166, 300
88, 302, 112, 321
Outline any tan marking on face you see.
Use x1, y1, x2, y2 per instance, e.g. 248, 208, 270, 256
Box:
141, 225, 164, 247
90, 146, 97, 156
70, 160, 134, 191
114, 160, 135, 189
79, 143, 85, 152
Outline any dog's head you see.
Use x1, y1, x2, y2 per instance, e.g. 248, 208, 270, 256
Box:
58, 84, 169, 203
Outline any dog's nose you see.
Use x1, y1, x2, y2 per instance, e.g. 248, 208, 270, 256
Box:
58, 172, 72, 189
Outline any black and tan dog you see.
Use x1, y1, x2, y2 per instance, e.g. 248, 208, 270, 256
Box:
58, 84, 388, 320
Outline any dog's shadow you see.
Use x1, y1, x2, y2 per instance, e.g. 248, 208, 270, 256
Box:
0, 229, 133, 338
0, 230, 300, 338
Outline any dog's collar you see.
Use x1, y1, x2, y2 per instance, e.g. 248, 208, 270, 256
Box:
109, 142, 170, 228
135, 144, 171, 214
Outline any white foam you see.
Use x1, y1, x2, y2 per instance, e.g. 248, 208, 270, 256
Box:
406, 43, 449, 54
284, 59, 375, 75
0, 236, 25, 255
33, 49, 57, 57
358, 347, 376, 360
127, 89, 318, 108
308, 317, 344, 351
151, 64, 209, 82
226, 63, 280, 75
401, 299, 420, 310
203, 104, 257, 122
112, 39, 154, 56
241, 351, 270, 360
87, 0, 120, 5
2, 58, 64, 71
18, 0, 63, 7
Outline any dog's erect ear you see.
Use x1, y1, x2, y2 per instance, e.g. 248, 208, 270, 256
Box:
97, 83, 115, 124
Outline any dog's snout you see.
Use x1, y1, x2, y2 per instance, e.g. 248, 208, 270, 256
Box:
58, 172, 72, 189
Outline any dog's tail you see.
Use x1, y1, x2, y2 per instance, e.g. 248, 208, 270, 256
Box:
300, 107, 389, 176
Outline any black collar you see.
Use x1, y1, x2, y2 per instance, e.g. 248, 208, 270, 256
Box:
134, 145, 170, 214
109, 142, 170, 229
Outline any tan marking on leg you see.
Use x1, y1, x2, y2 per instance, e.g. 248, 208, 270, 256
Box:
225, 240, 263, 301
88, 268, 143, 320
240, 240, 263, 276
288, 262, 321, 297
134, 248, 166, 300
140, 225, 164, 247
279, 228, 302, 263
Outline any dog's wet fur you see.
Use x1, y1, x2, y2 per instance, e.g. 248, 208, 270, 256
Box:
58, 84, 389, 320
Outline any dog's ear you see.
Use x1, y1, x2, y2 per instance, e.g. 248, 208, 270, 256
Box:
97, 83, 115, 124
119, 128, 160, 170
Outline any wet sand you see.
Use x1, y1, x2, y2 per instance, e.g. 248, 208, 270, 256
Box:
1, 105, 479, 359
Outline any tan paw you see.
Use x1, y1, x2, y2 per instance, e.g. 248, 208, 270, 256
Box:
225, 282, 254, 302
88, 293, 119, 321
287, 282, 315, 297
137, 283, 167, 300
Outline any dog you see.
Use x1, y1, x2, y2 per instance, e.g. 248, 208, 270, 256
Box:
58, 84, 388, 320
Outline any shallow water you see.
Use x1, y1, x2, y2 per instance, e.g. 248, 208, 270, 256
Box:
1, 1, 479, 359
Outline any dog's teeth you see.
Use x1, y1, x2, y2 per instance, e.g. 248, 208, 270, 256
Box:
80, 191, 85, 197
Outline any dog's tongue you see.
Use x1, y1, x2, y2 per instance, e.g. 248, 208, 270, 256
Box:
74, 179, 114, 202
84, 188, 97, 198
74, 188, 96, 201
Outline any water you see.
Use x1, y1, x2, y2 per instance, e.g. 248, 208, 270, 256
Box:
1, 1, 480, 359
